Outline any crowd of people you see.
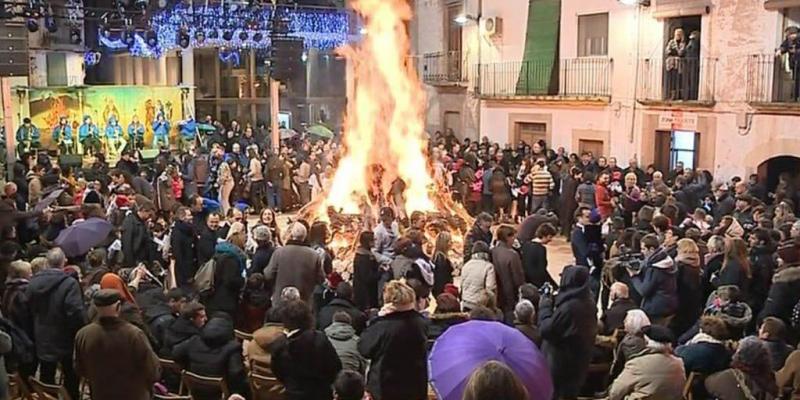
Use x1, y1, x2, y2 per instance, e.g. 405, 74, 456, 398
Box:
1, 115, 800, 400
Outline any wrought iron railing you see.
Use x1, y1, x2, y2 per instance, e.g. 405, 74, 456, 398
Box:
475, 57, 612, 98
636, 57, 717, 103
746, 53, 800, 103
418, 51, 466, 83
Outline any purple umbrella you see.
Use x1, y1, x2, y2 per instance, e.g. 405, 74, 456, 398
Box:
428, 320, 553, 400
54, 217, 113, 257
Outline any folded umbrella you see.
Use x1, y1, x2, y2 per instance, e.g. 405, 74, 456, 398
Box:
428, 320, 552, 400
54, 217, 113, 257
34, 188, 65, 212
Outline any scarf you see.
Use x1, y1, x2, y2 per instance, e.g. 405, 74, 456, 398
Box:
415, 258, 435, 286
687, 332, 723, 345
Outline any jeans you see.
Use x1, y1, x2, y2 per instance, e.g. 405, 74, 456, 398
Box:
153, 134, 168, 149
266, 183, 281, 210
530, 195, 548, 213
40, 356, 79, 400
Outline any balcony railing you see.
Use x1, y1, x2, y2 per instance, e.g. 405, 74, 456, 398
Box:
746, 54, 800, 104
418, 51, 466, 84
475, 58, 612, 99
636, 57, 717, 103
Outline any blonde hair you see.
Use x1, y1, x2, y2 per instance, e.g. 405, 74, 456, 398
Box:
676, 238, 699, 257
434, 231, 452, 258
8, 261, 32, 280
382, 280, 416, 307
30, 257, 48, 275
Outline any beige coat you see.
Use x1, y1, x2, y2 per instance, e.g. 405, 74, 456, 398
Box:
608, 351, 686, 400
777, 350, 800, 400
459, 254, 497, 310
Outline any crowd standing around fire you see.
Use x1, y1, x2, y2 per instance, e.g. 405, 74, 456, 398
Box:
0, 117, 800, 400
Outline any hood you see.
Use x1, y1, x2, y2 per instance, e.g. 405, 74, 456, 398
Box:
27, 269, 71, 301
253, 323, 284, 349
215, 241, 247, 272
325, 322, 357, 341
201, 317, 234, 347
647, 248, 677, 273
713, 302, 753, 328
773, 266, 800, 284
429, 312, 469, 321
555, 265, 591, 306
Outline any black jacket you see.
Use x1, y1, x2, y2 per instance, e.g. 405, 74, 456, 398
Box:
316, 298, 367, 334
160, 317, 200, 358
196, 227, 219, 266
713, 193, 736, 224
352, 249, 379, 311
173, 318, 247, 398
521, 240, 557, 288
251, 244, 275, 277
171, 220, 197, 287
601, 298, 637, 335
432, 253, 453, 297
539, 265, 598, 399
671, 258, 703, 338
463, 225, 493, 263
764, 339, 793, 371
749, 245, 776, 315
121, 212, 152, 267
631, 248, 678, 319
202, 246, 246, 317
270, 329, 342, 400
759, 266, 800, 326
426, 313, 468, 344
358, 310, 428, 400
144, 302, 176, 350
26, 269, 86, 362
712, 258, 751, 301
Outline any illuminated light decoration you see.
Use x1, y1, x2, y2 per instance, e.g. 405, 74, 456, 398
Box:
97, 3, 354, 57
84, 50, 102, 66
177, 28, 189, 48
123, 27, 136, 47
195, 29, 205, 42
26, 18, 39, 33
218, 48, 240, 66
145, 29, 157, 47
70, 27, 82, 44
44, 14, 57, 33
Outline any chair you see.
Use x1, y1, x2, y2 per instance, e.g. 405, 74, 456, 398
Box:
27, 377, 71, 400
181, 371, 230, 400
154, 395, 192, 400
249, 359, 272, 376
9, 372, 31, 400
249, 371, 285, 400
160, 358, 185, 395
234, 330, 254, 342
683, 372, 701, 400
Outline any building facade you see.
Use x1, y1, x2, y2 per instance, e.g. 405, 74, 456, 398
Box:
413, 0, 800, 190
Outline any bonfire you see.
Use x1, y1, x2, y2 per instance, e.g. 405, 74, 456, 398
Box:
300, 0, 474, 276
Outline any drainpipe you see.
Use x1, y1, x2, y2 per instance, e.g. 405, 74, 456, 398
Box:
475, 0, 482, 141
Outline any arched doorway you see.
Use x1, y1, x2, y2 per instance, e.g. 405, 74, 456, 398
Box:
757, 156, 800, 199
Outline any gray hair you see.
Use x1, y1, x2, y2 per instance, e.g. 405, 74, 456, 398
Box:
514, 300, 535, 324
280, 286, 301, 302
46, 247, 67, 269
623, 309, 651, 335
610, 282, 629, 300
733, 336, 772, 372
708, 235, 725, 253
288, 222, 307, 242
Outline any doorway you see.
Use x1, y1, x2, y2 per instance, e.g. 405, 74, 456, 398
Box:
757, 156, 800, 198
578, 139, 604, 158
654, 130, 699, 173
663, 15, 702, 101
443, 111, 461, 138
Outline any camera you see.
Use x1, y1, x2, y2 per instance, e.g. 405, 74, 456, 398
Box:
539, 282, 555, 297
618, 252, 645, 273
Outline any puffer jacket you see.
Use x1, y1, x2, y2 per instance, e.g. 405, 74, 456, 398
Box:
325, 322, 366, 374
760, 266, 800, 326
459, 252, 496, 310
159, 317, 200, 358
631, 248, 678, 319
26, 269, 86, 362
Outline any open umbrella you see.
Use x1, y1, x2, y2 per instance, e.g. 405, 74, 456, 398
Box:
54, 217, 113, 257
428, 320, 553, 400
307, 124, 334, 139
34, 188, 65, 212
280, 128, 298, 139
197, 123, 217, 133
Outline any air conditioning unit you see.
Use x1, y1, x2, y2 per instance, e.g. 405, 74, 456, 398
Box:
483, 16, 503, 38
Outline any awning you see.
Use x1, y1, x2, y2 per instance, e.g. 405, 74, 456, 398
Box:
764, 0, 800, 10
651, 0, 711, 19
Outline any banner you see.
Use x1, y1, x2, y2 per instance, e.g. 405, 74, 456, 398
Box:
27, 86, 184, 150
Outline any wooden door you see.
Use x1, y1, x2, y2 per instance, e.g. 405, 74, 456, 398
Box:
443, 111, 461, 137
578, 139, 604, 158
654, 130, 672, 173
515, 122, 547, 146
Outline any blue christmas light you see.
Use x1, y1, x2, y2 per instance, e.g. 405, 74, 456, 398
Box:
98, 3, 356, 58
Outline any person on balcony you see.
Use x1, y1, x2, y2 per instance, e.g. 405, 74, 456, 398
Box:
686, 30, 701, 101
778, 26, 800, 101
665, 28, 687, 101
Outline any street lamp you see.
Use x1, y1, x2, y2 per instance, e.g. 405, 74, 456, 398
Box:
454, 14, 478, 26
618, 0, 650, 5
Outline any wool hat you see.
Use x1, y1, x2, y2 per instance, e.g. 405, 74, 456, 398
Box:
93, 289, 122, 307
642, 325, 674, 344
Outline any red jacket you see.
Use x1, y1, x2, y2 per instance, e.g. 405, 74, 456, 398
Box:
595, 183, 613, 219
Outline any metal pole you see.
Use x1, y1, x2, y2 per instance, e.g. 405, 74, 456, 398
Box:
270, 78, 280, 151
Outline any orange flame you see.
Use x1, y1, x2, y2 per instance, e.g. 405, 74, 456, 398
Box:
317, 0, 434, 219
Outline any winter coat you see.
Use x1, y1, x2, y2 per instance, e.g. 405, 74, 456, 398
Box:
777, 350, 800, 400
426, 313, 468, 343
271, 329, 342, 400
202, 242, 246, 317
760, 266, 800, 326
631, 248, 678, 319
75, 316, 161, 400
372, 222, 399, 266
521, 240, 557, 288
608, 350, 686, 400
712, 259, 751, 301
675, 338, 732, 376
325, 322, 366, 374
517, 211, 559, 243
672, 254, 703, 337
750, 245, 777, 315
170, 220, 196, 287
155, 173, 177, 212
317, 299, 367, 334
358, 310, 428, 400
353, 248, 380, 311
601, 298, 637, 336
121, 212, 153, 267
251, 244, 274, 278
463, 224, 493, 263
26, 269, 86, 362
576, 182, 596, 209
764, 339, 794, 371
264, 243, 324, 306
706, 368, 778, 400
0, 331, 11, 400
173, 318, 248, 398
492, 242, 525, 314
459, 253, 496, 310
160, 315, 201, 357
244, 323, 284, 369
539, 266, 598, 399
144, 302, 176, 350
432, 253, 453, 297
490, 170, 512, 209
514, 321, 542, 347
559, 176, 579, 224
196, 226, 219, 266
1, 278, 32, 339
714, 193, 736, 224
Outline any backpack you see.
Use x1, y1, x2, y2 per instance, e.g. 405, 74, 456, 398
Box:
193, 257, 217, 296
0, 317, 35, 369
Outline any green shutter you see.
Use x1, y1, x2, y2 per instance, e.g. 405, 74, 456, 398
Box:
516, 0, 561, 95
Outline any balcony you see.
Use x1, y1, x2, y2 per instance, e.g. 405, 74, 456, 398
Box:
418, 51, 467, 85
476, 58, 612, 101
636, 57, 717, 106
746, 54, 800, 109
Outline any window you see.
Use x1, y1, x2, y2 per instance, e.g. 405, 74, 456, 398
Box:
670, 130, 699, 169
578, 13, 608, 57
445, 3, 463, 55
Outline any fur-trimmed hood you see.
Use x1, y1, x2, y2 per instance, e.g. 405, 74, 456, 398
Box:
773, 266, 800, 284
